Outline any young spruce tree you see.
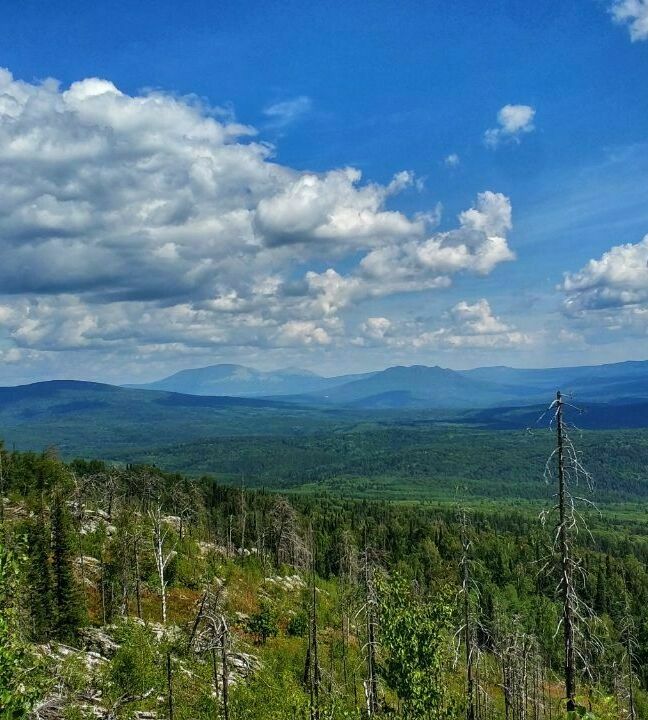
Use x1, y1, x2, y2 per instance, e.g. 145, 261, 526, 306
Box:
27, 509, 54, 640
51, 489, 84, 641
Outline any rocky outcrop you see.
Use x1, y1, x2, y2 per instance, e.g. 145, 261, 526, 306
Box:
264, 574, 306, 592
32, 619, 259, 719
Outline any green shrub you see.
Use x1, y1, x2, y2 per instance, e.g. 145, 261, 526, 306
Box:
106, 622, 162, 697
286, 610, 309, 637
247, 601, 279, 644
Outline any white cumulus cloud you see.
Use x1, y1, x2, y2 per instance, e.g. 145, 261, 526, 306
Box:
485, 104, 536, 148
0, 69, 518, 378
358, 300, 531, 350
561, 236, 648, 333
610, 0, 648, 41
277, 320, 331, 346
415, 299, 531, 349
362, 317, 392, 340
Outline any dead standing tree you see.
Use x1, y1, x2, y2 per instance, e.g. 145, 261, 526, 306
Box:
169, 479, 200, 542
190, 582, 232, 720
303, 529, 321, 720
357, 543, 379, 717
453, 505, 496, 720
617, 589, 638, 720
338, 530, 359, 703
539, 391, 596, 713
87, 468, 122, 520
149, 502, 176, 625
270, 497, 308, 569
457, 509, 477, 720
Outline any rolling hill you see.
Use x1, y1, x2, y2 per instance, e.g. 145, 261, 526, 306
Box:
0, 380, 357, 456
0, 376, 647, 464
1, 380, 647, 503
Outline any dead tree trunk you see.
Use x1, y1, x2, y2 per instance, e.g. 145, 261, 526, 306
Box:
134, 536, 142, 619
502, 653, 511, 720
211, 647, 220, 701
220, 617, 230, 720
556, 391, 576, 712
239, 475, 247, 551
461, 511, 476, 720
364, 550, 379, 717
308, 532, 321, 720
622, 599, 637, 720
150, 503, 174, 625
627, 630, 636, 720
188, 584, 229, 719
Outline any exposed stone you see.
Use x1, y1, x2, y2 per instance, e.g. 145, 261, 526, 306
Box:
79, 627, 121, 657
162, 514, 182, 531
264, 574, 306, 592
37, 642, 108, 669
197, 540, 229, 557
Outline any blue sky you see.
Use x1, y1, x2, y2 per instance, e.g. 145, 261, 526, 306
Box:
0, 0, 647, 383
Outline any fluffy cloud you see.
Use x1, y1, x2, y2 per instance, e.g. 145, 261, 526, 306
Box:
360, 190, 514, 277
362, 317, 392, 340
448, 299, 511, 334
444, 153, 460, 167
254, 168, 420, 247
414, 299, 531, 349
610, 0, 648, 41
485, 104, 536, 148
561, 236, 648, 331
301, 191, 514, 318
276, 320, 332, 346
359, 300, 531, 350
0, 69, 517, 375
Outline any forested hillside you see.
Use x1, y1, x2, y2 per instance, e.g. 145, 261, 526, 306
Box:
2, 431, 648, 719
119, 427, 648, 506
3, 382, 648, 512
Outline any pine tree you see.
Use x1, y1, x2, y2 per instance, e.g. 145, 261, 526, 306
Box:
594, 566, 607, 615
27, 511, 54, 640
51, 490, 84, 641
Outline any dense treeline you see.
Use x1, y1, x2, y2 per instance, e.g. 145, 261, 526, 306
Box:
1, 442, 648, 718
107, 427, 648, 504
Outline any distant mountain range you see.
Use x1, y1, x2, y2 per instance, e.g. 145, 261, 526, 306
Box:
1, 365, 648, 462
131, 359, 648, 409
0, 359, 647, 456
129, 364, 372, 397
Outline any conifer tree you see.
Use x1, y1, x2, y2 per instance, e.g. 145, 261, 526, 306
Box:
51, 490, 84, 641
27, 511, 54, 640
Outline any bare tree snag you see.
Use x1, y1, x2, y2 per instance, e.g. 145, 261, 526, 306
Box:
150, 503, 175, 625
556, 391, 576, 712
